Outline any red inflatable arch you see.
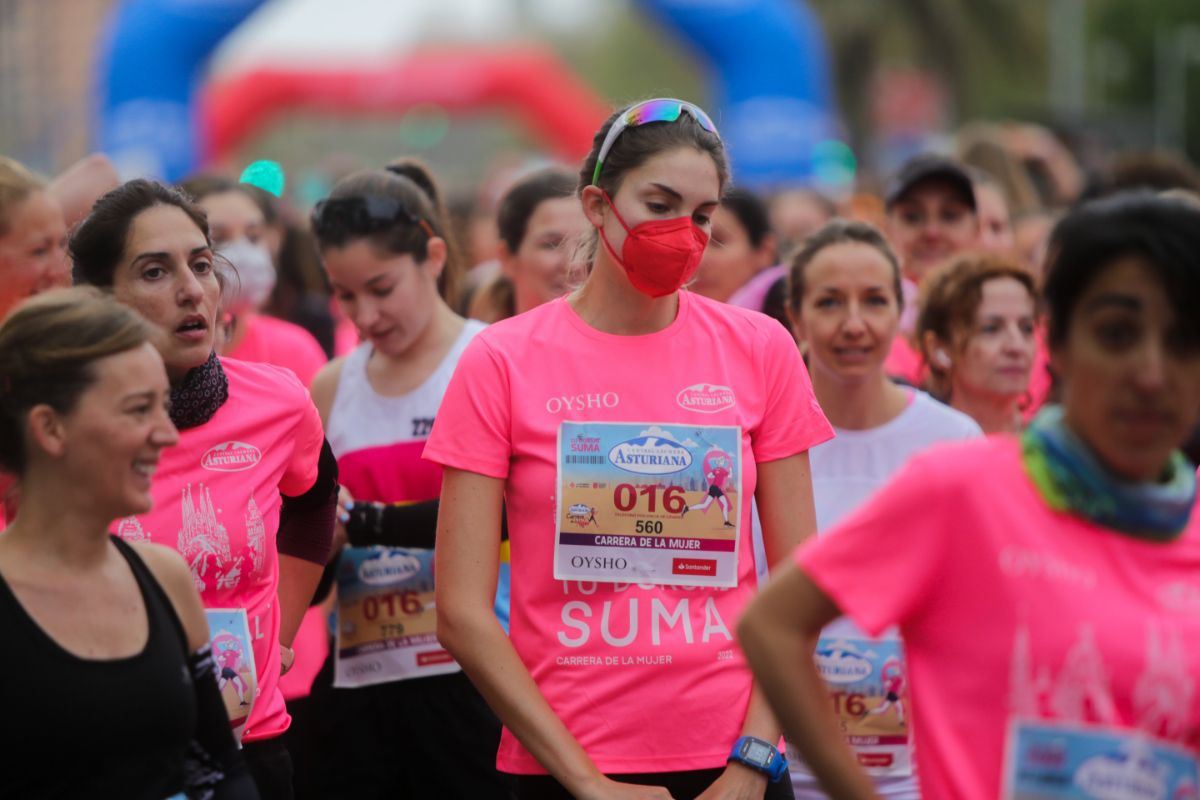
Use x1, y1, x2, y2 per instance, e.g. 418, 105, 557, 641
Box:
200, 47, 612, 163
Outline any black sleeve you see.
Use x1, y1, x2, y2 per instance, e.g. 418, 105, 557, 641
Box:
308, 499, 441, 605
345, 499, 510, 548
184, 645, 260, 800
277, 439, 338, 566
310, 498, 508, 605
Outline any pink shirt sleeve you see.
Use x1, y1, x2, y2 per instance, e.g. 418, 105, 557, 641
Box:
423, 336, 512, 479
752, 320, 834, 463
287, 332, 329, 389
279, 380, 325, 497
796, 451, 953, 637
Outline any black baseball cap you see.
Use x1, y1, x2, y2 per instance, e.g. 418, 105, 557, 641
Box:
885, 154, 976, 211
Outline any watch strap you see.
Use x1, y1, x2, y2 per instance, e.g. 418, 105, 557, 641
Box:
728, 735, 788, 782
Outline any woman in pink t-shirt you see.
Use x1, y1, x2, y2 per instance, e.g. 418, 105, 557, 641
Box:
916, 253, 1040, 434
71, 179, 338, 800
426, 99, 833, 799
740, 192, 1200, 799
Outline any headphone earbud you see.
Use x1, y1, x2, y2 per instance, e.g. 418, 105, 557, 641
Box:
933, 348, 952, 369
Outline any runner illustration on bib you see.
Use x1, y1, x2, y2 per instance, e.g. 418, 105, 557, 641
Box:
214, 631, 251, 706
682, 447, 735, 527
863, 655, 906, 726
204, 609, 257, 743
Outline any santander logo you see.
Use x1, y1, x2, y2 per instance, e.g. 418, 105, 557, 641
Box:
676, 383, 736, 413
201, 441, 262, 472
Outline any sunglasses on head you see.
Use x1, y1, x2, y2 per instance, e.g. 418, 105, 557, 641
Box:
591, 98, 720, 186
310, 195, 434, 241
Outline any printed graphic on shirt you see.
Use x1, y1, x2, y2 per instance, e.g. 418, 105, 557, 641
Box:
799, 635, 912, 777
206, 609, 258, 743
1003, 720, 1199, 798
555, 422, 741, 587
200, 441, 263, 472
553, 579, 735, 657
334, 546, 459, 688
178, 485, 232, 594
115, 515, 149, 544
676, 383, 736, 414
172, 484, 264, 594
410, 417, 435, 438
245, 496, 265, 574
1134, 625, 1195, 741
1007, 619, 1199, 794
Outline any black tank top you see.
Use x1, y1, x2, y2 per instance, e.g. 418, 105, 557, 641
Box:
0, 536, 197, 798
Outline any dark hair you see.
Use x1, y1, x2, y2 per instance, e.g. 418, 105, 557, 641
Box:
315, 166, 461, 305
917, 253, 1039, 397
579, 103, 728, 198
576, 102, 728, 266
787, 219, 903, 314
386, 158, 462, 305
0, 287, 151, 473
179, 174, 280, 229
719, 187, 772, 249
178, 174, 238, 203
497, 168, 577, 253
1108, 152, 1200, 195
71, 180, 210, 287
1043, 192, 1200, 350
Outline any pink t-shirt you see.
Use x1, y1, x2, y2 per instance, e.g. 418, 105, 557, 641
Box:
112, 358, 325, 741
726, 264, 786, 313
798, 436, 1200, 799
227, 314, 328, 388
884, 336, 926, 387
424, 291, 833, 774
332, 306, 360, 358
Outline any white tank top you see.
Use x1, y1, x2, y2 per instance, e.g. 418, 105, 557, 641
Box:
325, 320, 486, 499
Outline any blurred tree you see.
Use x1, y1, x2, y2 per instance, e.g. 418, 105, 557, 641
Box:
1087, 0, 1200, 162
542, 1, 708, 110
808, 0, 1046, 168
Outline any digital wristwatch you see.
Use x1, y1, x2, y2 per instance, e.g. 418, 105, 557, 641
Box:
727, 735, 788, 782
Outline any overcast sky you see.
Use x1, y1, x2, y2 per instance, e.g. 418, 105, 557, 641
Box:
213, 0, 614, 73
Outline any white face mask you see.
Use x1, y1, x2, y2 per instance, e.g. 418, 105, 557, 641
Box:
217, 239, 276, 315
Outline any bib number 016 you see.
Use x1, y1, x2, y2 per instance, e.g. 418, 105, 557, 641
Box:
613, 483, 686, 514
361, 590, 422, 621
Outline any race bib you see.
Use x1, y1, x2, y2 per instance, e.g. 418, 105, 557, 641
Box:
805, 635, 913, 777
1004, 719, 1200, 798
554, 421, 741, 587
205, 609, 257, 743
334, 546, 459, 688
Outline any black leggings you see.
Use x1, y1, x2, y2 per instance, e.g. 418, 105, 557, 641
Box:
514, 768, 795, 800
242, 736, 293, 800
301, 657, 512, 799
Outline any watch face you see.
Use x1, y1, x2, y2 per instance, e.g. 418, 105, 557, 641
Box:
744, 740, 773, 765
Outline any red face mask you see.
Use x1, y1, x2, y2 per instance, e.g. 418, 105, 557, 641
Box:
597, 192, 710, 298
